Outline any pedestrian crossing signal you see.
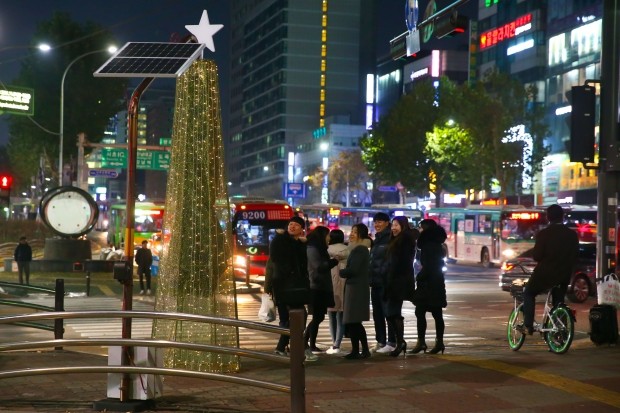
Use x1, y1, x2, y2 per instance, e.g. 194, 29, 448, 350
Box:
0, 174, 12, 190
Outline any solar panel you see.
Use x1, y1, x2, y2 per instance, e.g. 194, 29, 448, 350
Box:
94, 42, 205, 78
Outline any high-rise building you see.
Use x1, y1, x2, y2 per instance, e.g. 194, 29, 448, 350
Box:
228, 0, 376, 198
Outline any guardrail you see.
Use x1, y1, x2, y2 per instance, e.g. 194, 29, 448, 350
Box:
0, 308, 306, 412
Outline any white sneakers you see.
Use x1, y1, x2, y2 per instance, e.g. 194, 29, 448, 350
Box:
146, 289, 152, 295
139, 290, 145, 295
376, 344, 396, 354
326, 347, 341, 355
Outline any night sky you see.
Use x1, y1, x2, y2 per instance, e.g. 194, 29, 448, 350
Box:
0, 1, 472, 146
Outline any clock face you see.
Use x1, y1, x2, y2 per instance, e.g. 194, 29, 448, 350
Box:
40, 187, 98, 237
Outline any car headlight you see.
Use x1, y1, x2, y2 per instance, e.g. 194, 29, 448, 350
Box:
234, 255, 247, 268
502, 249, 516, 259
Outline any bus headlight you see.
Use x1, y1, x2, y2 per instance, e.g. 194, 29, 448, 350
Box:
234, 255, 247, 268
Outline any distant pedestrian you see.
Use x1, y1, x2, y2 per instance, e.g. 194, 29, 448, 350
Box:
340, 223, 372, 359
305, 226, 338, 356
385, 216, 418, 357
369, 212, 396, 353
267, 216, 314, 360
410, 218, 448, 355
135, 240, 153, 295
326, 229, 349, 354
14, 236, 32, 285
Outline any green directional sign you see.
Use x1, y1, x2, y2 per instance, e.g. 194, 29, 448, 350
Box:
101, 148, 170, 170
159, 137, 172, 146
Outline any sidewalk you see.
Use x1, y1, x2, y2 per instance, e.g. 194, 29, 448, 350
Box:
0, 341, 619, 412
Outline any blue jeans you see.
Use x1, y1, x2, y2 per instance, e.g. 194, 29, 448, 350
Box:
328, 311, 344, 348
371, 285, 396, 346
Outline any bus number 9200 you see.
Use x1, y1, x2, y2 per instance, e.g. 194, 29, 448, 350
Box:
238, 211, 267, 220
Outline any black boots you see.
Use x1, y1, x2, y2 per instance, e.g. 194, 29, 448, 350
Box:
428, 339, 445, 354
389, 317, 407, 357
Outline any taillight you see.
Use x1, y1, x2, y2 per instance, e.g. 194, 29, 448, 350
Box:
501, 262, 514, 271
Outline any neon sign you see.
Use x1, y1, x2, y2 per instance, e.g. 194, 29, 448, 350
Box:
480, 14, 532, 50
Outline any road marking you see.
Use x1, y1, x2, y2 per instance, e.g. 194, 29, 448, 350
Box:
98, 285, 116, 296
441, 355, 620, 409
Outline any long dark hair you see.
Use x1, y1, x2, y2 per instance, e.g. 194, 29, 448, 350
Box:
307, 225, 330, 250
388, 216, 413, 253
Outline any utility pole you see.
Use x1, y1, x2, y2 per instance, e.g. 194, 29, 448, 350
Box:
597, 0, 620, 278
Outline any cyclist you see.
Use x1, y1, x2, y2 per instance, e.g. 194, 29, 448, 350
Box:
521, 204, 579, 335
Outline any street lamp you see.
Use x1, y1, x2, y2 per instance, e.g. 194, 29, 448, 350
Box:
58, 46, 116, 184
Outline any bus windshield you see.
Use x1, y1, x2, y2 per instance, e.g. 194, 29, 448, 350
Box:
234, 219, 286, 247
500, 216, 546, 240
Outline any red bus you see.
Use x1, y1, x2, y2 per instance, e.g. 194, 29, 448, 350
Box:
296, 203, 340, 232
230, 197, 295, 280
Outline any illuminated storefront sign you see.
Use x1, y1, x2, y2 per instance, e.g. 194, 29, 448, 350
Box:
479, 14, 532, 50
485, 0, 501, 7
0, 86, 34, 116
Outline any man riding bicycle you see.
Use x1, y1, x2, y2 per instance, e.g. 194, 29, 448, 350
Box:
521, 204, 579, 335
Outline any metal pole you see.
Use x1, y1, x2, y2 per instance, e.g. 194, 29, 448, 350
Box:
54, 278, 64, 350
289, 308, 306, 413
58, 49, 110, 184
597, 0, 620, 279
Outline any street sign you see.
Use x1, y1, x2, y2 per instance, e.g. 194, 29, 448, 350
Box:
0, 85, 34, 116
378, 185, 398, 192
101, 148, 170, 170
159, 137, 172, 146
284, 182, 306, 198
89, 169, 119, 179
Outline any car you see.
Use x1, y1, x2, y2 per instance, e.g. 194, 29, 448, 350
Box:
499, 243, 596, 303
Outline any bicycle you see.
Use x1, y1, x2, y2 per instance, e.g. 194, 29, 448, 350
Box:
506, 265, 576, 354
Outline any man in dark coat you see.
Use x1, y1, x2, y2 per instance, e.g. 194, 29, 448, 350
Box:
14, 236, 32, 285
135, 240, 153, 295
369, 212, 395, 352
266, 216, 313, 359
522, 204, 579, 334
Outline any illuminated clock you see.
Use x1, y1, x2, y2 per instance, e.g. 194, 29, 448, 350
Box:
39, 186, 99, 237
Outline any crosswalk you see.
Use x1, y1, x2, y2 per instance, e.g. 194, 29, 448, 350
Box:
9, 294, 484, 351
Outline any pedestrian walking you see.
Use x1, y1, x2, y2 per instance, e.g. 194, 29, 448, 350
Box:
385, 216, 418, 357
410, 218, 448, 355
305, 226, 338, 357
340, 223, 372, 360
14, 236, 32, 285
135, 240, 153, 295
369, 212, 396, 353
326, 229, 349, 354
267, 216, 314, 360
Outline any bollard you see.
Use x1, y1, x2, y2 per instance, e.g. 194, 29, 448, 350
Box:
86, 270, 91, 297
289, 308, 306, 413
54, 279, 65, 350
245, 254, 251, 286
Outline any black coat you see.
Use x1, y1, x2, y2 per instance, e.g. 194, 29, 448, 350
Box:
528, 223, 579, 293
267, 231, 309, 307
369, 227, 390, 288
414, 225, 448, 309
135, 247, 153, 268
14, 243, 32, 262
385, 230, 416, 302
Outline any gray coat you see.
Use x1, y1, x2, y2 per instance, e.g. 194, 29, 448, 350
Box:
340, 241, 371, 324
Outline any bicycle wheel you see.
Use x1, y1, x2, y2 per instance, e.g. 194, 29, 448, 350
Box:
544, 305, 574, 354
507, 304, 526, 351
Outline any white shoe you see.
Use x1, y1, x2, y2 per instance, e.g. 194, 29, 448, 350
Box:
371, 343, 385, 352
326, 347, 341, 355
139, 290, 145, 295
146, 289, 152, 295
376, 345, 395, 354
304, 349, 318, 362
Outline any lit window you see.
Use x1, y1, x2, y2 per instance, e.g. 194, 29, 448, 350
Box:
320, 104, 325, 117
321, 59, 326, 71
322, 29, 327, 42
321, 44, 327, 57
320, 89, 325, 101
322, 15, 327, 27
320, 74, 326, 87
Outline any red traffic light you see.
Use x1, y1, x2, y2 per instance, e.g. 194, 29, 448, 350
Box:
0, 175, 13, 190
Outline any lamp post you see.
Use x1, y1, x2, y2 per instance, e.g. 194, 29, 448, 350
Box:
58, 46, 116, 184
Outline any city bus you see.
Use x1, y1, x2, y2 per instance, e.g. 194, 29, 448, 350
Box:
425, 205, 547, 267
230, 197, 295, 280
107, 202, 165, 249
296, 203, 341, 232
338, 205, 424, 239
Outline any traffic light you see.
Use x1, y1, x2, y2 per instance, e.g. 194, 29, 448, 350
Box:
435, 11, 468, 39
0, 174, 12, 190
569, 85, 596, 163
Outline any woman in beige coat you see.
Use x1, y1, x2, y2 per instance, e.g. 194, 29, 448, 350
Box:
326, 229, 349, 354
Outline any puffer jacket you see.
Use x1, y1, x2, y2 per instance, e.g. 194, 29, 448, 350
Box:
415, 225, 448, 309
369, 226, 391, 288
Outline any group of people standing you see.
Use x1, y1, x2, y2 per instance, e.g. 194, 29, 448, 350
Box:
265, 211, 448, 361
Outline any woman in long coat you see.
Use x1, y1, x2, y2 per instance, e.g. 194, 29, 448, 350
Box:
340, 223, 372, 360
411, 218, 448, 355
385, 216, 418, 357
326, 229, 349, 354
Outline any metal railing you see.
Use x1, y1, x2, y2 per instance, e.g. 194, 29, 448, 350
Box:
0, 308, 306, 413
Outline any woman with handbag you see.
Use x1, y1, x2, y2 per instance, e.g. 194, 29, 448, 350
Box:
409, 218, 448, 355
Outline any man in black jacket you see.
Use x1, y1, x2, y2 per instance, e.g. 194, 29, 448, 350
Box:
369, 212, 395, 353
14, 236, 32, 285
522, 204, 579, 334
135, 240, 153, 295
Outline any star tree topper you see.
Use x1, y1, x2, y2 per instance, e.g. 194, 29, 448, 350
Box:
186, 9, 223, 52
